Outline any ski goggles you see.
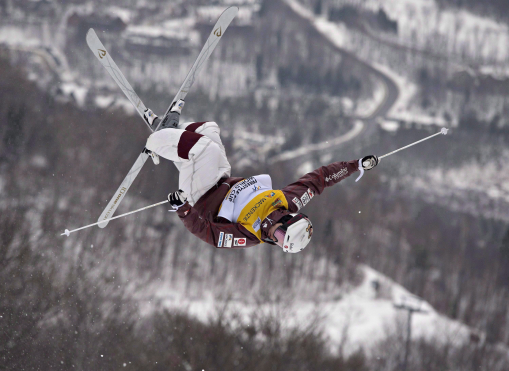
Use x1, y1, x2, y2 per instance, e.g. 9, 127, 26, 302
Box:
271, 213, 309, 247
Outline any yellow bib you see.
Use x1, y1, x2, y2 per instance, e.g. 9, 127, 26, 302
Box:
237, 190, 289, 242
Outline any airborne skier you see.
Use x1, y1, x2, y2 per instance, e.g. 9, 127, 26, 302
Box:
63, 6, 405, 243
142, 103, 378, 253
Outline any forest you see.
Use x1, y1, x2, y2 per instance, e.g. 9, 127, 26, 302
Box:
3, 0, 509, 369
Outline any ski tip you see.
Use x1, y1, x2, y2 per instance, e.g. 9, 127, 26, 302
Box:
224, 5, 239, 15
86, 28, 97, 43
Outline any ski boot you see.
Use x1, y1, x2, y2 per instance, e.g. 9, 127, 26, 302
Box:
143, 147, 160, 165
160, 99, 185, 130
144, 108, 159, 128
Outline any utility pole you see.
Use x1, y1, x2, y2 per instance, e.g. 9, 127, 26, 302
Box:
393, 295, 428, 371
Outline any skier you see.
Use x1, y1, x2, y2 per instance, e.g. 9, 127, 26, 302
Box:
143, 101, 378, 253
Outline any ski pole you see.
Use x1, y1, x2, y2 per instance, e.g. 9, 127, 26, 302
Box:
61, 200, 174, 237
379, 127, 448, 160
356, 127, 448, 182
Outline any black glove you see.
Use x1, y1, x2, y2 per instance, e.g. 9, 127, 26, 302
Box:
361, 155, 379, 170
168, 189, 187, 209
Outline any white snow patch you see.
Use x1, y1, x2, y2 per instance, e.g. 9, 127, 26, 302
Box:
0, 26, 40, 47
285, 0, 349, 49
126, 18, 194, 41
195, 5, 260, 26
355, 78, 386, 118
372, 63, 417, 118
60, 83, 88, 107
284, 0, 313, 20
106, 6, 133, 24
270, 120, 364, 164
112, 97, 137, 115
378, 119, 399, 132
479, 65, 509, 80
415, 159, 509, 204
95, 95, 116, 109
149, 264, 472, 355
335, 0, 509, 63
314, 17, 348, 48
296, 161, 314, 176
31, 155, 48, 169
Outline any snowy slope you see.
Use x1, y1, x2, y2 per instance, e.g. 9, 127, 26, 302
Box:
335, 0, 509, 65
147, 264, 472, 356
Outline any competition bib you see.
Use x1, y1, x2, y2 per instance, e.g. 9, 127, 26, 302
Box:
218, 175, 273, 222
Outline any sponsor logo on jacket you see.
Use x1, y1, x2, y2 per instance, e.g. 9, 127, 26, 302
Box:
272, 198, 282, 207
252, 217, 262, 232
224, 234, 233, 248
234, 238, 246, 247
226, 177, 258, 202
307, 188, 315, 199
218, 232, 224, 247
325, 167, 348, 182
293, 197, 303, 210
242, 198, 266, 222
300, 188, 314, 207
283, 243, 295, 251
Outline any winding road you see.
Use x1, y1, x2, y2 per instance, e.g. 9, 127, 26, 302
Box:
270, 0, 399, 164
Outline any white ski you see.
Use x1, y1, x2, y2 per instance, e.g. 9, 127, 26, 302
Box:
97, 152, 149, 228
86, 29, 152, 131
155, 6, 239, 131
96, 6, 238, 228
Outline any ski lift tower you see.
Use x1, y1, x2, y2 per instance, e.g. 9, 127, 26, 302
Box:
393, 294, 429, 371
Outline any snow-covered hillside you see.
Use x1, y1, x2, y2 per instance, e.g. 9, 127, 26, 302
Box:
331, 0, 509, 67
146, 264, 473, 355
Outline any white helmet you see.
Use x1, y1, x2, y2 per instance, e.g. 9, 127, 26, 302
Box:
273, 213, 313, 253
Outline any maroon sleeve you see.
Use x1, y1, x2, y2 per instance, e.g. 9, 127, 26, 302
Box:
176, 203, 260, 248
281, 159, 359, 212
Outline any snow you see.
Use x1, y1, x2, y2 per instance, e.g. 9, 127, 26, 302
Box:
269, 120, 364, 164
126, 18, 195, 41
355, 78, 387, 118
94, 95, 115, 109
372, 62, 417, 117
335, 0, 509, 65
106, 6, 133, 24
479, 65, 509, 80
59, 82, 88, 107
314, 16, 348, 48
195, 4, 260, 26
284, 0, 312, 20
283, 1, 460, 129
0, 26, 40, 47
109, 97, 137, 115
149, 264, 471, 356
416, 159, 509, 206
30, 155, 48, 169
378, 119, 399, 132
